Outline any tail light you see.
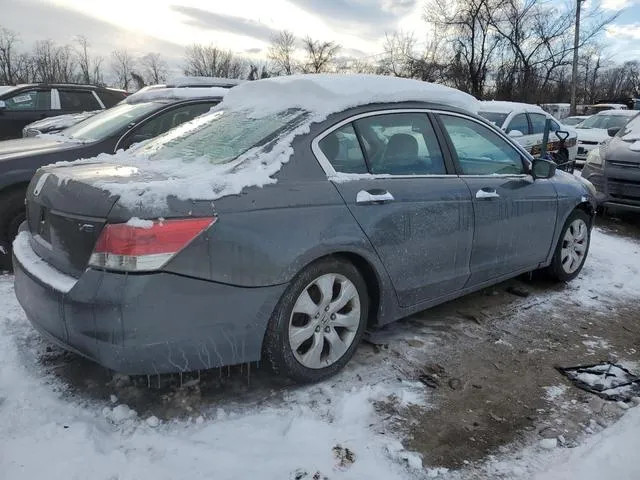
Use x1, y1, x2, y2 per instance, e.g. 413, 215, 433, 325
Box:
89, 217, 216, 272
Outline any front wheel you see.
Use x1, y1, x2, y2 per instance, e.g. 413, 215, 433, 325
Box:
546, 209, 591, 282
263, 258, 369, 383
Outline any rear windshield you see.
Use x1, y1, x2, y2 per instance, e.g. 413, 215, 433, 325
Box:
578, 114, 635, 130
63, 102, 160, 142
138, 108, 307, 165
477, 111, 508, 127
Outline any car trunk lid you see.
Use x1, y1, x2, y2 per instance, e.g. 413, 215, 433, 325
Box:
26, 163, 143, 277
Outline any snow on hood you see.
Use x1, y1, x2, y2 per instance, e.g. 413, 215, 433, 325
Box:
125, 87, 229, 104
26, 111, 100, 131
576, 128, 609, 143
219, 74, 481, 118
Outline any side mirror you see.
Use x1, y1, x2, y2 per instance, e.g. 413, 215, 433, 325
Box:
607, 127, 620, 137
531, 158, 557, 180
508, 130, 524, 138
0, 100, 6, 110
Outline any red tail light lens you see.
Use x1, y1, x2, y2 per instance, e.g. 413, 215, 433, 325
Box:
89, 217, 216, 272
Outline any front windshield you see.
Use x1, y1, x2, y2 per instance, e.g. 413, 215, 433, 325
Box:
478, 111, 508, 127
138, 108, 307, 164
616, 114, 640, 140
563, 117, 586, 126
63, 102, 160, 142
578, 114, 634, 130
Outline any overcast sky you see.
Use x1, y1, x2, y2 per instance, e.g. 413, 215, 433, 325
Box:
2, 0, 640, 68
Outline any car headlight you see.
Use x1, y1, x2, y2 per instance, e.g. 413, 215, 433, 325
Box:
585, 147, 604, 167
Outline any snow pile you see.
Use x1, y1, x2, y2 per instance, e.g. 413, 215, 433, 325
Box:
0, 275, 414, 479
532, 404, 640, 480
564, 228, 640, 307
126, 217, 154, 229
221, 74, 480, 118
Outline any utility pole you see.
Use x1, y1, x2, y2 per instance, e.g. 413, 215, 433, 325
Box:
570, 0, 583, 115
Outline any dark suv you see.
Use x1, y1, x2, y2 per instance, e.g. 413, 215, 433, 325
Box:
0, 84, 127, 140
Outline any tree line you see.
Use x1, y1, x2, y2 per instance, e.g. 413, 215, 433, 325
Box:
0, 0, 637, 106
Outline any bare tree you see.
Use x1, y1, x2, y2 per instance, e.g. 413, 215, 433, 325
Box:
380, 31, 416, 78
32, 40, 76, 83
268, 30, 297, 75
428, 0, 500, 98
183, 44, 247, 78
0, 27, 20, 84
141, 52, 168, 84
111, 49, 135, 90
301, 36, 340, 73
75, 35, 92, 84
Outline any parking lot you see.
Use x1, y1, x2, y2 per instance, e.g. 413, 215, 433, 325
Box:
2, 211, 638, 479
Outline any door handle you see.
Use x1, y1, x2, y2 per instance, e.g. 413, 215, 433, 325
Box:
356, 189, 394, 205
476, 188, 500, 199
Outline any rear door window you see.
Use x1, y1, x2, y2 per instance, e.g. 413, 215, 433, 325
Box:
354, 113, 446, 175
59, 90, 101, 111
4, 90, 51, 110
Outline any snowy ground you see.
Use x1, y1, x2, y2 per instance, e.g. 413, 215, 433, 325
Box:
1, 215, 639, 479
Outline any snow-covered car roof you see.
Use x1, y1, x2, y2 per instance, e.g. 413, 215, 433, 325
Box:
219, 74, 481, 118
124, 86, 230, 104
479, 100, 547, 115
164, 76, 244, 88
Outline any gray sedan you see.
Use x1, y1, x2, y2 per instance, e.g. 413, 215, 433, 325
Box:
13, 81, 596, 383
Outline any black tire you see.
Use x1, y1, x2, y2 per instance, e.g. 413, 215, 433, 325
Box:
546, 209, 591, 282
262, 257, 369, 383
0, 188, 27, 272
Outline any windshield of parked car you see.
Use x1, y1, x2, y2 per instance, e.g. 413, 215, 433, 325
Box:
138, 108, 308, 164
63, 102, 160, 142
578, 114, 634, 130
563, 117, 587, 126
616, 114, 640, 141
477, 111, 508, 127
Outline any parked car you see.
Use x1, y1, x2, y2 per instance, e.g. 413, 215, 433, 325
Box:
574, 110, 638, 165
0, 83, 127, 140
563, 115, 591, 127
0, 86, 229, 269
12, 75, 597, 383
20, 77, 241, 137
585, 103, 629, 115
22, 110, 100, 137
582, 113, 640, 212
478, 101, 578, 161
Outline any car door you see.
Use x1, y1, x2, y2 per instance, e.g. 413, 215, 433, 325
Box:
505, 113, 535, 153
436, 113, 558, 286
0, 89, 53, 140
115, 101, 217, 151
314, 111, 474, 307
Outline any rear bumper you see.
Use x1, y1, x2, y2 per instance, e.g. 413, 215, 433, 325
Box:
13, 232, 286, 374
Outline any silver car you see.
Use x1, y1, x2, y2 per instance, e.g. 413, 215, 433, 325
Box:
13, 76, 596, 383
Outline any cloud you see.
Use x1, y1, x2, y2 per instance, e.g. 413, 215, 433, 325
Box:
2, 0, 185, 63
607, 23, 640, 39
245, 47, 263, 54
171, 5, 279, 43
286, 0, 418, 37
601, 0, 638, 10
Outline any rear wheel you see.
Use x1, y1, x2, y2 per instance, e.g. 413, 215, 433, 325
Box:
546, 209, 591, 282
0, 188, 27, 271
263, 258, 369, 383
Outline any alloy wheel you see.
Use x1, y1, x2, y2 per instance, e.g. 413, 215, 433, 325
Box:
561, 218, 588, 274
288, 273, 361, 369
